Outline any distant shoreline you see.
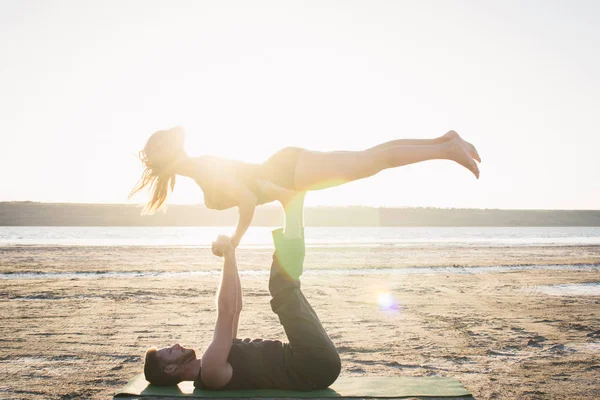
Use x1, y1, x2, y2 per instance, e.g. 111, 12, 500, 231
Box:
1, 202, 600, 227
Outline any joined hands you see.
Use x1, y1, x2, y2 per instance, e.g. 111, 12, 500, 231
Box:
212, 234, 234, 257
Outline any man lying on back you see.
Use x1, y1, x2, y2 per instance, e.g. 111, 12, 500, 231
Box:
143, 193, 341, 390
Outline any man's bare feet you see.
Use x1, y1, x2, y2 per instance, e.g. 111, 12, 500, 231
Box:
440, 130, 481, 163
445, 136, 481, 179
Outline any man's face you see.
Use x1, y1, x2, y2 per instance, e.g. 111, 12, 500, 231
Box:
156, 344, 197, 368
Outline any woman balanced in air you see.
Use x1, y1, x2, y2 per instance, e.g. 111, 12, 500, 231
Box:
130, 127, 481, 249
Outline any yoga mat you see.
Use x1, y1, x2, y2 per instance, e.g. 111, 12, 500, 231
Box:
114, 374, 472, 399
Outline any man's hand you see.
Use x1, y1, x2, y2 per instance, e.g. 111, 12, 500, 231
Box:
212, 234, 234, 257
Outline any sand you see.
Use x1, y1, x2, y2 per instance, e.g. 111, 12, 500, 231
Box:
1, 245, 599, 399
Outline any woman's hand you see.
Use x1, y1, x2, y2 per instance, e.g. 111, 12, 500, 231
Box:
212, 234, 234, 257
229, 196, 256, 253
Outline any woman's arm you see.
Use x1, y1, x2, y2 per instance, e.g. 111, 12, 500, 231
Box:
231, 199, 256, 249
215, 177, 258, 252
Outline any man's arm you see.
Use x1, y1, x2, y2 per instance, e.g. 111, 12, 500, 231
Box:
232, 271, 242, 339
201, 236, 239, 389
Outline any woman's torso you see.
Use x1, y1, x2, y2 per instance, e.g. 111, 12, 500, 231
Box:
194, 156, 270, 210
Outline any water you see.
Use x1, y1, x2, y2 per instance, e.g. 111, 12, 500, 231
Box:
2, 226, 600, 248
537, 282, 600, 296
2, 226, 599, 284
3, 264, 599, 281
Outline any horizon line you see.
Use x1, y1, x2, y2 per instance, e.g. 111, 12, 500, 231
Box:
2, 201, 600, 212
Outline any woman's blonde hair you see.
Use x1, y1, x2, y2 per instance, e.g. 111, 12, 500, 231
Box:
129, 127, 184, 214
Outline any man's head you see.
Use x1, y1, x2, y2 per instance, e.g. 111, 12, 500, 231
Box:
144, 344, 197, 386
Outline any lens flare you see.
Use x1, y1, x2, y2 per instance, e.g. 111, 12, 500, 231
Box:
377, 292, 400, 312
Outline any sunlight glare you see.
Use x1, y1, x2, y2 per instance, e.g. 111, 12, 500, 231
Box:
377, 291, 400, 312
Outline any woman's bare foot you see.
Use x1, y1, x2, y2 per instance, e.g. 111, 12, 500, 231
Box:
445, 137, 481, 179
440, 130, 481, 163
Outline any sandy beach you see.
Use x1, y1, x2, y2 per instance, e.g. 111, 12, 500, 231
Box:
1, 245, 600, 399
3, 0, 600, 398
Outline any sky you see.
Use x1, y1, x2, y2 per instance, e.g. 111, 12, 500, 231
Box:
1, 0, 599, 209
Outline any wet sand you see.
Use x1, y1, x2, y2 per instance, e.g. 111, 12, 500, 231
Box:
1, 246, 600, 399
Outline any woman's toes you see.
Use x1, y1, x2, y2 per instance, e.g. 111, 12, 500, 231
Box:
471, 162, 480, 179
468, 143, 481, 163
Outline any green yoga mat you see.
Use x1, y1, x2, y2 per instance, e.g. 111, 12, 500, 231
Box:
114, 374, 472, 399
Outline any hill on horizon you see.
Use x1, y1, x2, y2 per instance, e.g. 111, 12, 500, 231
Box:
1, 202, 600, 227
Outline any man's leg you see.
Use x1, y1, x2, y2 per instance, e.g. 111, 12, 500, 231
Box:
269, 192, 341, 390
269, 191, 305, 296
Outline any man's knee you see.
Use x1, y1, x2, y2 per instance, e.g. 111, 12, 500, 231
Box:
324, 350, 341, 380
311, 350, 341, 389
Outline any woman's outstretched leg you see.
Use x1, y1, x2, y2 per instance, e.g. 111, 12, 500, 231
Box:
364, 130, 481, 163
294, 131, 481, 191
364, 136, 442, 151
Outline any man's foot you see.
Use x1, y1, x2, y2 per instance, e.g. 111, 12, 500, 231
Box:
440, 130, 481, 163
445, 136, 481, 179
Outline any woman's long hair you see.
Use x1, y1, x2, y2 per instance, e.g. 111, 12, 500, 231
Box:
129, 128, 183, 214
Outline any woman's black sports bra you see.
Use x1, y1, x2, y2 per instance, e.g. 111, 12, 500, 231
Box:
198, 160, 270, 210
197, 147, 301, 210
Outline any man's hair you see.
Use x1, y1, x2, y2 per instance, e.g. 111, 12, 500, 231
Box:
144, 347, 182, 386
